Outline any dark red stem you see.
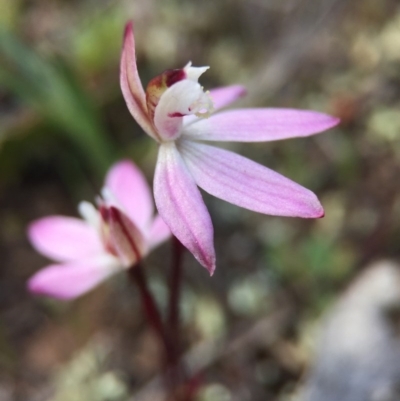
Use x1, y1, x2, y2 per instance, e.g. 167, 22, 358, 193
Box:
129, 243, 196, 401
168, 236, 185, 349
128, 263, 170, 355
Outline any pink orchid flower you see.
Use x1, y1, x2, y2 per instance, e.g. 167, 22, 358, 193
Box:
120, 21, 339, 275
28, 160, 170, 300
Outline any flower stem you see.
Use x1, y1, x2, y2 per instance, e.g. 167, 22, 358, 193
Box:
166, 237, 193, 400
128, 263, 170, 355
168, 236, 185, 351
129, 246, 195, 400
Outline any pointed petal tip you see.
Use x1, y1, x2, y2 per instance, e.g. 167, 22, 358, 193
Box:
124, 21, 134, 40
237, 85, 247, 98
328, 116, 341, 129
193, 251, 216, 276
208, 261, 216, 276
197, 254, 215, 276
27, 276, 42, 295
304, 197, 325, 219
307, 203, 324, 219
200, 248, 216, 275
27, 277, 45, 296
27, 219, 46, 244
26, 220, 36, 243
313, 199, 325, 219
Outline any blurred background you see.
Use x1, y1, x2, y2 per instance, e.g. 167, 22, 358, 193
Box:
1, 0, 400, 400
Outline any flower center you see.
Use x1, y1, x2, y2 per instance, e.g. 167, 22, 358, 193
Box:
145, 63, 214, 142
146, 69, 186, 123
190, 90, 213, 118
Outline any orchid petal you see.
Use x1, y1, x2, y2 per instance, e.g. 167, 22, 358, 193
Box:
154, 80, 212, 141
28, 255, 120, 300
179, 140, 324, 218
121, 21, 157, 139
147, 215, 171, 250
105, 160, 153, 232
183, 108, 339, 142
28, 217, 103, 262
209, 85, 247, 110
154, 143, 215, 273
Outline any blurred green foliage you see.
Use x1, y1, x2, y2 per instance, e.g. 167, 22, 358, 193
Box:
71, 6, 125, 74
0, 0, 21, 31
0, 28, 115, 179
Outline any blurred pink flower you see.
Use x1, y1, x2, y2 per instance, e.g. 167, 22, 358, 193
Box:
120, 21, 340, 274
28, 160, 170, 300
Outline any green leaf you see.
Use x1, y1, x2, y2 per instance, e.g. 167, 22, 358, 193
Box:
0, 28, 116, 179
